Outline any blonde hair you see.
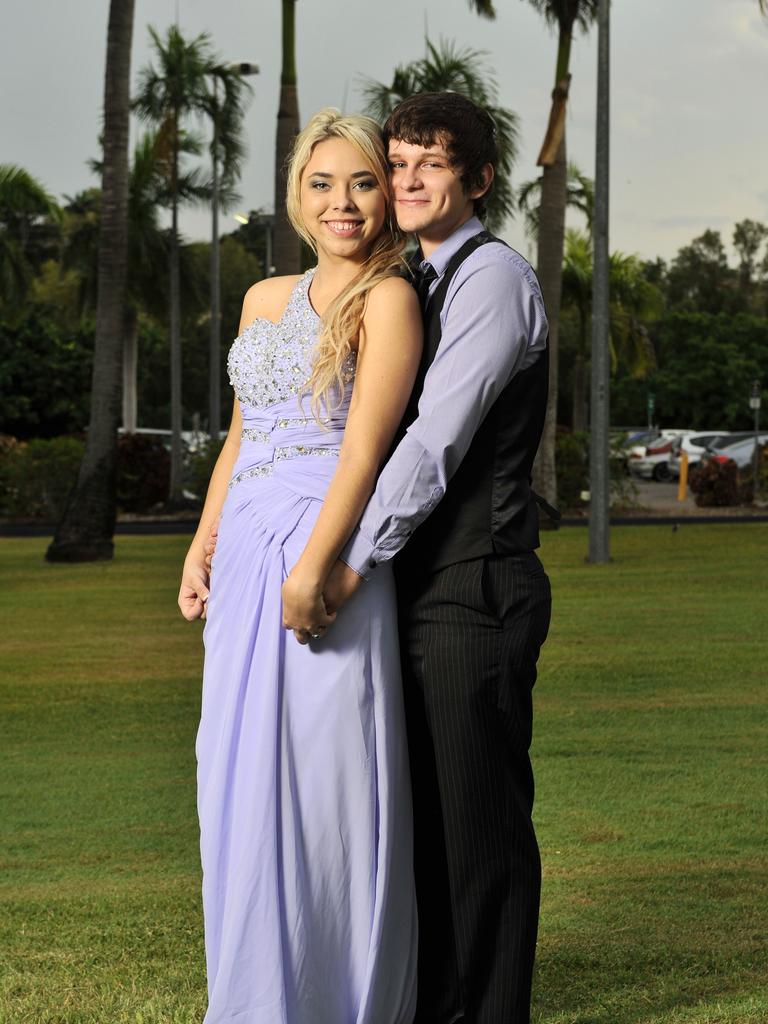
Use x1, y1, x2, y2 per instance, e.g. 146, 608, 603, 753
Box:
286, 108, 406, 420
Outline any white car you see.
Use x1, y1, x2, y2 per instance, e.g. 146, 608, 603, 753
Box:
627, 429, 695, 481
668, 431, 735, 478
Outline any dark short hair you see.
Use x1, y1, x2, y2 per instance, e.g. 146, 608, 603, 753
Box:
383, 92, 498, 219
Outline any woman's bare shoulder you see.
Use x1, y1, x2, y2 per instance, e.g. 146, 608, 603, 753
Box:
364, 273, 419, 319
241, 274, 304, 327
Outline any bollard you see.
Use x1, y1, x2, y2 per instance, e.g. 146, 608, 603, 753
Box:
677, 450, 689, 503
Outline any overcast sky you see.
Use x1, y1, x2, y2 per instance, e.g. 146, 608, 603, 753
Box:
2, 0, 766, 265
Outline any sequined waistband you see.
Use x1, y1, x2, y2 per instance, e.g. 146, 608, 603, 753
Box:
241, 418, 311, 445
229, 444, 340, 489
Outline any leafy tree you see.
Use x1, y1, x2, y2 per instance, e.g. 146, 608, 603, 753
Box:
732, 219, 767, 293
0, 165, 61, 312
559, 229, 660, 429
0, 313, 93, 438
612, 312, 768, 430
274, 0, 301, 275
467, 0, 599, 506
667, 229, 735, 315
362, 38, 520, 232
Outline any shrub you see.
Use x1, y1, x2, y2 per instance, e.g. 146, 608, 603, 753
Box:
0, 436, 84, 519
185, 438, 225, 502
556, 430, 588, 510
689, 459, 742, 507
116, 433, 170, 513
555, 430, 638, 511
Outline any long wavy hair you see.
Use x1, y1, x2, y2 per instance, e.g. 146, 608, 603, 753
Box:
286, 108, 406, 420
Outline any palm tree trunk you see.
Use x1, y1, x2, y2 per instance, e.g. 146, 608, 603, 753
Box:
47, 0, 135, 562
533, 134, 568, 506
169, 186, 183, 503
122, 305, 138, 432
532, 22, 574, 508
273, 0, 301, 275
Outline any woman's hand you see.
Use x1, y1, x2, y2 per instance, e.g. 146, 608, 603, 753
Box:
178, 555, 210, 621
282, 571, 336, 645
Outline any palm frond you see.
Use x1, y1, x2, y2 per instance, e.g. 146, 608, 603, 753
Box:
524, 0, 599, 33
467, 0, 497, 18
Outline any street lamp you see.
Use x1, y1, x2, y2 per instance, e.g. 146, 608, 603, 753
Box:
750, 379, 761, 500
233, 211, 275, 279
209, 61, 259, 442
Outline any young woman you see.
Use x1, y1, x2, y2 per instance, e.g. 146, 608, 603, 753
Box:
178, 110, 422, 1024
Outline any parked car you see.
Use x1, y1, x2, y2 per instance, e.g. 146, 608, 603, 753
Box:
627, 429, 694, 481
700, 433, 768, 471
668, 431, 733, 478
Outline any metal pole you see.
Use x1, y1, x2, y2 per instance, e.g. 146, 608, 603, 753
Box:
209, 75, 222, 443
751, 380, 761, 499
589, 0, 611, 563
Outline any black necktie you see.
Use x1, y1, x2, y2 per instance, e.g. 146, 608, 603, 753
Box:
414, 263, 438, 309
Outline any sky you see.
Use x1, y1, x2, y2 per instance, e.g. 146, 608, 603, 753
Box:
2, 0, 767, 266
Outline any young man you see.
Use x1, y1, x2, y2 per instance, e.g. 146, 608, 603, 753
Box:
324, 92, 553, 1023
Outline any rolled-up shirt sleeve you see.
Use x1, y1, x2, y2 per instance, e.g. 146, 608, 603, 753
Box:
341, 248, 548, 579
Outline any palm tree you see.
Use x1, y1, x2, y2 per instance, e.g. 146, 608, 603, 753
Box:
133, 25, 216, 504
273, 0, 301, 275
46, 0, 135, 562
517, 161, 594, 242
362, 39, 520, 233
561, 229, 660, 430
468, 0, 599, 506
0, 165, 61, 312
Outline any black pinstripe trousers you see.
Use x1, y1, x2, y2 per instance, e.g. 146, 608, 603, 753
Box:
396, 552, 552, 1024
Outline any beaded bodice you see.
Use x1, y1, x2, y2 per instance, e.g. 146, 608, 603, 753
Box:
227, 268, 355, 411
225, 270, 356, 492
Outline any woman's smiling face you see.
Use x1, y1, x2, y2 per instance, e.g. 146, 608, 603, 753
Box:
300, 138, 387, 262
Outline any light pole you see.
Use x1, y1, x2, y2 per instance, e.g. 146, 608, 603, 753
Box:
233, 211, 275, 278
589, 0, 611, 564
210, 61, 259, 443
750, 379, 761, 500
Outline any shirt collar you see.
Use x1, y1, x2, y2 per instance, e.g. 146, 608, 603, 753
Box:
417, 216, 485, 278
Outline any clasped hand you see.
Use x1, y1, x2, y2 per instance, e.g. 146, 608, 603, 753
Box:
281, 573, 336, 645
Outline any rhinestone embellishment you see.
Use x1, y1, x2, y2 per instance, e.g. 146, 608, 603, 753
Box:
241, 428, 270, 443
228, 465, 274, 489
227, 271, 318, 410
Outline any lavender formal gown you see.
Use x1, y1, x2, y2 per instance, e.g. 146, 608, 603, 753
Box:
197, 270, 417, 1024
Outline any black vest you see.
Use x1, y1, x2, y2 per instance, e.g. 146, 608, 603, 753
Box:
399, 230, 549, 575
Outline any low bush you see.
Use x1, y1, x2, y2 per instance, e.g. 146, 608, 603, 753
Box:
0, 436, 84, 520
0, 433, 173, 520
116, 433, 170, 513
689, 458, 749, 507
185, 438, 225, 502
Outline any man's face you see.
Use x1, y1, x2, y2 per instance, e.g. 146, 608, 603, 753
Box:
387, 136, 491, 252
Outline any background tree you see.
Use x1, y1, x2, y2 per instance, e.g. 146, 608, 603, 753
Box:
560, 229, 660, 430
273, 0, 301, 275
732, 218, 767, 296
46, 0, 135, 562
133, 24, 215, 503
667, 229, 734, 315
0, 165, 61, 313
363, 38, 520, 232
468, 0, 599, 507
517, 161, 594, 241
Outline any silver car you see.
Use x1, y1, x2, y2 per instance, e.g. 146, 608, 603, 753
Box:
702, 433, 768, 470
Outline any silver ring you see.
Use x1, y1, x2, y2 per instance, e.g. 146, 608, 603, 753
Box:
309, 631, 322, 639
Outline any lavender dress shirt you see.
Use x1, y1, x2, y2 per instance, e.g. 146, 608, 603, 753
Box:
341, 216, 549, 579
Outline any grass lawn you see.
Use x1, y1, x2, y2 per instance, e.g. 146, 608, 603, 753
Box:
0, 525, 766, 1024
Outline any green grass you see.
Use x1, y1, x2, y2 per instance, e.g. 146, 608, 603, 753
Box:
1, 526, 766, 1023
